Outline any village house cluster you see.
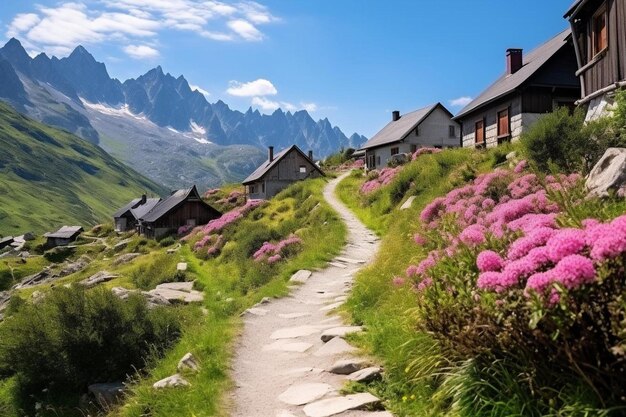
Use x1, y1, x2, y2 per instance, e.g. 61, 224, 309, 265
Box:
107, 0, 625, 239
361, 0, 626, 169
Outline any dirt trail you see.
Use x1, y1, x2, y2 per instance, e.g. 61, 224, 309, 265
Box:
230, 173, 391, 417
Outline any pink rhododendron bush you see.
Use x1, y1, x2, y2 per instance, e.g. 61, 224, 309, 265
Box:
360, 167, 401, 194
253, 234, 303, 264
402, 160, 626, 403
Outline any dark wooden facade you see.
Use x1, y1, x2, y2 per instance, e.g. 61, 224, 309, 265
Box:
567, 0, 626, 102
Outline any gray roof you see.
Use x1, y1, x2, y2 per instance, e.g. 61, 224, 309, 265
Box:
140, 185, 220, 223
454, 29, 572, 120
242, 145, 324, 185
44, 226, 83, 239
0, 236, 14, 245
360, 103, 452, 150
113, 197, 161, 219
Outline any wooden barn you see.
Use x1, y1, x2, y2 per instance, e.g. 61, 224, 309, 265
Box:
454, 29, 581, 148
243, 145, 324, 200
565, 0, 626, 119
113, 195, 161, 232
138, 186, 220, 239
44, 226, 83, 247
360, 103, 460, 170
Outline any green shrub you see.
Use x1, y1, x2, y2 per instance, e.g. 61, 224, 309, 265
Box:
158, 236, 175, 247
43, 246, 75, 263
0, 286, 180, 397
130, 253, 179, 290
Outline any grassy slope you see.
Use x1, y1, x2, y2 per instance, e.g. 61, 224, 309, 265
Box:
336, 146, 516, 416
0, 102, 166, 236
0, 177, 346, 416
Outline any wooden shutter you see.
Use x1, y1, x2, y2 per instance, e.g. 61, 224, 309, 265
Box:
593, 4, 608, 55
498, 109, 510, 136
475, 120, 484, 144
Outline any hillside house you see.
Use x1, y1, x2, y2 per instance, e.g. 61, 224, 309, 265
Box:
113, 195, 161, 232
565, 0, 626, 119
138, 185, 220, 239
0, 236, 14, 250
360, 103, 460, 170
44, 226, 83, 247
243, 145, 325, 200
454, 29, 581, 148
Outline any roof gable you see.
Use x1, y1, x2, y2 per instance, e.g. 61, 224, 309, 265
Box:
44, 226, 84, 239
140, 185, 220, 223
242, 145, 324, 184
360, 103, 453, 150
454, 28, 572, 120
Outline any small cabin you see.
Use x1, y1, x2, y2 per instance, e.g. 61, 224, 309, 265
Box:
113, 195, 161, 232
138, 185, 220, 239
454, 29, 581, 148
242, 145, 325, 200
0, 236, 14, 250
44, 226, 83, 247
565, 0, 626, 119
360, 103, 460, 170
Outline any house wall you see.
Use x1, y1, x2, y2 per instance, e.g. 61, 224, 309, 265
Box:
248, 148, 322, 199
366, 107, 460, 170
573, 0, 626, 97
461, 95, 524, 148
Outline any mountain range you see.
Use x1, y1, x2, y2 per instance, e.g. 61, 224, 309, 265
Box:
0, 38, 366, 189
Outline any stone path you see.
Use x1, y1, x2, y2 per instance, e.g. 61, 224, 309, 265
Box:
231, 173, 389, 417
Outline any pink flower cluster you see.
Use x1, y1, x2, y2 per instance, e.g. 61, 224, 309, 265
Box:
253, 234, 303, 263
203, 188, 220, 198
360, 167, 401, 194
411, 147, 442, 161
177, 225, 193, 236
476, 215, 626, 298
202, 199, 264, 235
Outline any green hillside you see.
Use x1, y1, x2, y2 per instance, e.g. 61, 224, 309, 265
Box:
0, 102, 166, 236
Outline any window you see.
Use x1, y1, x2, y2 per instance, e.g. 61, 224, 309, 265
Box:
261, 182, 265, 193
390, 147, 399, 156
415, 126, 420, 136
475, 119, 485, 145
376, 156, 381, 166
299, 165, 307, 173
410, 144, 417, 153
367, 154, 376, 169
592, 3, 608, 56
449, 125, 456, 138
497, 109, 510, 137
249, 184, 256, 194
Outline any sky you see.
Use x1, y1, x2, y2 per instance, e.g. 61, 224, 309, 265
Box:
0, 0, 573, 137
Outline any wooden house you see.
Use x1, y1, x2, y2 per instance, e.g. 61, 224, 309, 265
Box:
44, 226, 83, 247
454, 29, 581, 148
360, 103, 459, 170
113, 195, 161, 232
565, 0, 626, 119
242, 145, 324, 200
0, 236, 14, 250
138, 186, 220, 239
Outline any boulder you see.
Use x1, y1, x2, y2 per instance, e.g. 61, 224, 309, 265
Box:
177, 352, 200, 372
346, 366, 382, 383
586, 148, 626, 198
88, 382, 125, 408
290, 270, 312, 284
328, 358, 369, 375
113, 238, 132, 252
22, 232, 35, 241
176, 262, 188, 272
153, 374, 190, 389
148, 282, 203, 304
112, 253, 141, 266
81, 271, 119, 288
505, 151, 518, 161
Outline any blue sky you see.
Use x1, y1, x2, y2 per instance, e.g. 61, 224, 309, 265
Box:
0, 0, 573, 137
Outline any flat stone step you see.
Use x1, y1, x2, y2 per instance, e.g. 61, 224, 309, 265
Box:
271, 325, 324, 340
263, 340, 313, 353
321, 326, 363, 342
278, 312, 311, 319
346, 367, 382, 383
335, 256, 366, 264
329, 262, 348, 269
278, 383, 335, 405
303, 393, 381, 417
328, 358, 369, 375
320, 302, 344, 312
245, 307, 269, 316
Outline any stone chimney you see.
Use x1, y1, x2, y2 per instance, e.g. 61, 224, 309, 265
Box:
308, 150, 313, 160
392, 110, 401, 122
268, 146, 274, 162
506, 49, 523, 75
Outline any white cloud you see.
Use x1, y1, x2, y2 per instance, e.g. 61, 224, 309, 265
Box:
450, 96, 473, 107
123, 44, 159, 59
227, 19, 262, 41
227, 78, 277, 97
6, 0, 278, 58
190, 84, 211, 98
300, 102, 318, 112
251, 96, 280, 112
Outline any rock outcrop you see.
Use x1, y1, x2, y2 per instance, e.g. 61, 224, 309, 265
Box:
586, 148, 626, 197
